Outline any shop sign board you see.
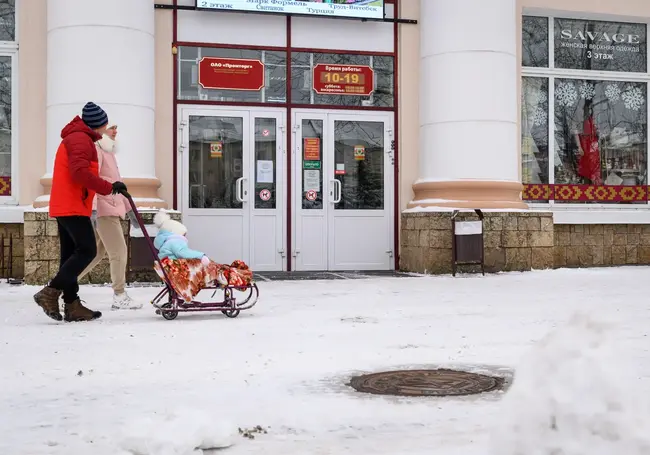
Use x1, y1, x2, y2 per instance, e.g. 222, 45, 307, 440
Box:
303, 160, 321, 170
196, 0, 385, 20
303, 138, 321, 161
312, 64, 374, 96
198, 57, 265, 91
553, 18, 647, 72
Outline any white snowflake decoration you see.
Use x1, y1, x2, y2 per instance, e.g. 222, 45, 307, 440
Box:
556, 82, 578, 107
604, 84, 621, 102
622, 86, 645, 111
579, 82, 595, 100
532, 106, 548, 126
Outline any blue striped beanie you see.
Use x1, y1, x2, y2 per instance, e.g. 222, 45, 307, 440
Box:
82, 102, 108, 129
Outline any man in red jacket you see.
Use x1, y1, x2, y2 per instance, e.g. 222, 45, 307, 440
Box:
34, 102, 128, 322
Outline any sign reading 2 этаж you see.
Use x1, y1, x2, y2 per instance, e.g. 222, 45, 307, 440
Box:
196, 0, 385, 20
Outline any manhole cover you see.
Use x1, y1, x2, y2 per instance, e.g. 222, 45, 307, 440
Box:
349, 369, 504, 397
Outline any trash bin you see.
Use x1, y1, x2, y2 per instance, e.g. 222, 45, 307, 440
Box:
451, 210, 485, 276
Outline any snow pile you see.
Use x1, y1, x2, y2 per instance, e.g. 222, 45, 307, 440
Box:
491, 312, 650, 455
119, 409, 236, 455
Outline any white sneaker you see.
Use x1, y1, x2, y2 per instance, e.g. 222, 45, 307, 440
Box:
111, 292, 143, 310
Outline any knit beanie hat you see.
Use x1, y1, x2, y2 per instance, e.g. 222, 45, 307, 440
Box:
82, 102, 108, 129
154, 209, 188, 236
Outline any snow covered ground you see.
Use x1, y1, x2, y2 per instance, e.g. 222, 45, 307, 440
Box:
1, 267, 650, 455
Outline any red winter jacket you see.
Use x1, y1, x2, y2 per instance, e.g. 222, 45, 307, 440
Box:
49, 116, 114, 218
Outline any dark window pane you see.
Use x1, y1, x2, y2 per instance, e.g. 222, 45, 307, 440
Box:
0, 55, 11, 196
554, 79, 647, 203
188, 116, 244, 209
522, 77, 549, 185
522, 16, 549, 68
554, 18, 647, 73
291, 52, 394, 107
0, 0, 14, 42
334, 120, 384, 210
178, 47, 287, 103
254, 118, 277, 209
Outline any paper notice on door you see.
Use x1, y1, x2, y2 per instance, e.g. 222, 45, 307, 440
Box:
303, 169, 320, 192
335, 163, 345, 175
257, 160, 274, 183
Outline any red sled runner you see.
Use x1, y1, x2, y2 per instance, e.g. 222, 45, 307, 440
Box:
124, 192, 259, 320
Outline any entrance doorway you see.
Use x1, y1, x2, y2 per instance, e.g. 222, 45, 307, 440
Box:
179, 107, 286, 271
292, 111, 394, 271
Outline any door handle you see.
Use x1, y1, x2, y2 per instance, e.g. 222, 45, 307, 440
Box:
235, 177, 244, 202
332, 179, 342, 204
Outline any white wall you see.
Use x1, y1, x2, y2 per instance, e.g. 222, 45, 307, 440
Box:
177, 10, 286, 47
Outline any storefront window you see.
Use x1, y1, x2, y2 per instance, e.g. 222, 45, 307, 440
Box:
554, 18, 647, 73
178, 47, 287, 103
0, 0, 14, 42
522, 77, 549, 186
554, 79, 647, 193
521, 16, 649, 205
523, 16, 549, 68
0, 0, 15, 199
291, 52, 394, 107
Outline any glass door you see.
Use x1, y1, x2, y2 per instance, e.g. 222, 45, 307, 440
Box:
293, 113, 330, 271
292, 111, 394, 271
181, 108, 251, 264
180, 107, 286, 270
328, 114, 393, 270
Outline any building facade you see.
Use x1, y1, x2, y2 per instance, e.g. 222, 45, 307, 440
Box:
2, 0, 650, 282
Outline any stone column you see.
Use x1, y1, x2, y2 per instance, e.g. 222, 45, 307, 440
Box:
35, 0, 166, 208
409, 0, 526, 209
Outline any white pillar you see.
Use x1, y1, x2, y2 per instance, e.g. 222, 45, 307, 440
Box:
410, 0, 525, 208
41, 0, 164, 206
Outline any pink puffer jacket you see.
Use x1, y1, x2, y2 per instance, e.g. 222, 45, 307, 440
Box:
93, 135, 129, 218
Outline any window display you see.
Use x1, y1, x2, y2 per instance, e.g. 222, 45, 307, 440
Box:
554, 79, 647, 191
521, 16, 649, 204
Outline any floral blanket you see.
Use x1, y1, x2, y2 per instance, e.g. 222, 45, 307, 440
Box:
154, 258, 254, 303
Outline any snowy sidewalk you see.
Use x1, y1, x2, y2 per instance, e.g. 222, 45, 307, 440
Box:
1, 267, 650, 454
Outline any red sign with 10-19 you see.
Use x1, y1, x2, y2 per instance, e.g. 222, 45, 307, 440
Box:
312, 64, 374, 96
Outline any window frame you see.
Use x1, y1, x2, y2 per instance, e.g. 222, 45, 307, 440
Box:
522, 13, 650, 209
0, 0, 17, 205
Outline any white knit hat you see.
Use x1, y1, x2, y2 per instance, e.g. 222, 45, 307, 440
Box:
153, 209, 188, 236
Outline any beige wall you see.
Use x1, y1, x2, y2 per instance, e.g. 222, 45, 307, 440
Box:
154, 0, 175, 207
520, 0, 650, 17
398, 0, 419, 211
18, 0, 47, 206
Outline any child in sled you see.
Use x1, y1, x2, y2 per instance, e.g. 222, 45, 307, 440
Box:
152, 210, 253, 302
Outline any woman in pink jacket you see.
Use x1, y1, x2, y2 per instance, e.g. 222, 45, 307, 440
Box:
78, 124, 142, 310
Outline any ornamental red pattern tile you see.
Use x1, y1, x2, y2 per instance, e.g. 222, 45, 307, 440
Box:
0, 177, 10, 196
523, 184, 647, 202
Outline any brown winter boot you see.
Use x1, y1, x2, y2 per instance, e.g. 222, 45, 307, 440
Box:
64, 299, 102, 322
33, 286, 63, 321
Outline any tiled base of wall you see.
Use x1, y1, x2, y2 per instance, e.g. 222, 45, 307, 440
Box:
0, 223, 23, 278
22, 211, 181, 286
401, 211, 650, 274
400, 211, 554, 274
554, 224, 650, 267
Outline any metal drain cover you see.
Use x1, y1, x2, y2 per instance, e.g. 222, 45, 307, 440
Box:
349, 369, 503, 397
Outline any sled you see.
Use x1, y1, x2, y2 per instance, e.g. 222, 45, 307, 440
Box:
123, 192, 259, 320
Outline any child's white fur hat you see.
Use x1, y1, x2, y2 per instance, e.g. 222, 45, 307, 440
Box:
153, 209, 188, 236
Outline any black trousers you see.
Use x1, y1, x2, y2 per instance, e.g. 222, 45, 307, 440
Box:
49, 216, 97, 304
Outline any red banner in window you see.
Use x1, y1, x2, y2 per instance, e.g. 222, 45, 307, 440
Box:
198, 57, 265, 91
312, 64, 374, 96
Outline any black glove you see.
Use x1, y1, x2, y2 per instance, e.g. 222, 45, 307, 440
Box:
111, 181, 128, 195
